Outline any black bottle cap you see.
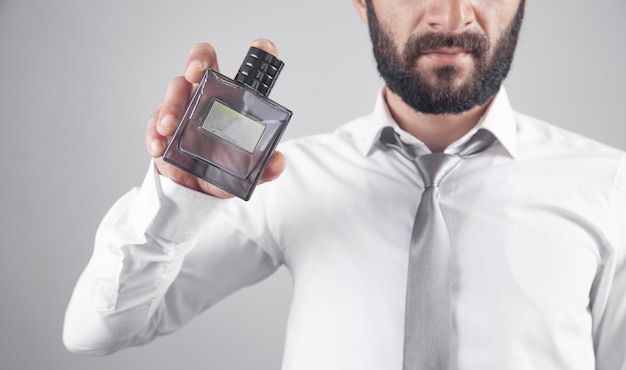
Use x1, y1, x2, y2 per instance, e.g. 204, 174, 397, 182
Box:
234, 46, 284, 97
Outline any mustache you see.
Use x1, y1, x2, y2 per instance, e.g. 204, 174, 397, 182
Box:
403, 32, 490, 63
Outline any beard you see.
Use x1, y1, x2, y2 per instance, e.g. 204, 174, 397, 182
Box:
366, 0, 525, 115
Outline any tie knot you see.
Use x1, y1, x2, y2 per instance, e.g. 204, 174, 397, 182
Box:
415, 153, 461, 187
379, 126, 496, 187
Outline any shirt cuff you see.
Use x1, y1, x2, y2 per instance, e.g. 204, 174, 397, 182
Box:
134, 161, 228, 242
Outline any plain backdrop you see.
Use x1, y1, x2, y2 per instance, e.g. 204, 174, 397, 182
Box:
1, 0, 625, 369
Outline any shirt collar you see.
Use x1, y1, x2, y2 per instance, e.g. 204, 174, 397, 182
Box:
357, 86, 517, 158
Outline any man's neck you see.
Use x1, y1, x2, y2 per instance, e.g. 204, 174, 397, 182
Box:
383, 87, 494, 152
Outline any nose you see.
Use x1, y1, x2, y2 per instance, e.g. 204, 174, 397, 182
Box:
424, 0, 476, 33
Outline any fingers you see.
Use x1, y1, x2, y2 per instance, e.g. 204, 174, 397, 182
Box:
259, 150, 287, 184
184, 42, 219, 83
156, 76, 193, 138
250, 39, 279, 57
146, 105, 164, 157
145, 74, 193, 158
147, 42, 216, 158
183, 39, 277, 82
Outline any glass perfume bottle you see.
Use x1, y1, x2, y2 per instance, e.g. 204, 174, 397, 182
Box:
163, 46, 292, 200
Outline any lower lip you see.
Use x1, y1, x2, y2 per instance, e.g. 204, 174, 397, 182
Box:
421, 52, 472, 64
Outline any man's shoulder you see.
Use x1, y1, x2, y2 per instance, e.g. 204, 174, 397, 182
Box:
279, 113, 375, 159
514, 111, 626, 160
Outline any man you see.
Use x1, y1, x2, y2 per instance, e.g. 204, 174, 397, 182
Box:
64, 0, 626, 369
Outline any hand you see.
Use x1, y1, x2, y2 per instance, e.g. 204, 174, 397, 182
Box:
145, 39, 287, 198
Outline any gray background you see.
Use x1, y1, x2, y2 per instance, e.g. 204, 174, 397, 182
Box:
1, 0, 625, 369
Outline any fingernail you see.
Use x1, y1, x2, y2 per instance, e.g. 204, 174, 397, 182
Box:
150, 139, 164, 152
160, 114, 176, 127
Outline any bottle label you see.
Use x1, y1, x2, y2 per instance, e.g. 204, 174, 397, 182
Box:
201, 100, 266, 153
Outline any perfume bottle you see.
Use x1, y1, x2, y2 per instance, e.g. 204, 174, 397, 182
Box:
163, 46, 292, 200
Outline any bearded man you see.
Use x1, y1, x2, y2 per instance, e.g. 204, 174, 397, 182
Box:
64, 1, 626, 369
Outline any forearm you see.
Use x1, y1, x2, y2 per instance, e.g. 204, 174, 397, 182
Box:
63, 226, 196, 354
63, 164, 224, 355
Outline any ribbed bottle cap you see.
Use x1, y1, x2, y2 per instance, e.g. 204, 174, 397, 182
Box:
234, 46, 284, 97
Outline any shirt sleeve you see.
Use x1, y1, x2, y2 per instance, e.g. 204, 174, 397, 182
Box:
592, 154, 626, 370
62, 162, 282, 355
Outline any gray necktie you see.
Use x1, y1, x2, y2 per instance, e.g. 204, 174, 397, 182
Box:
380, 127, 495, 370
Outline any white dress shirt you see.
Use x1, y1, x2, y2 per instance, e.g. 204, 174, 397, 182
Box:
64, 88, 626, 369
